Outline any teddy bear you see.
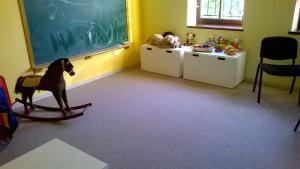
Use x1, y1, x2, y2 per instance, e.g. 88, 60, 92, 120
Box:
183, 33, 196, 46
147, 34, 181, 48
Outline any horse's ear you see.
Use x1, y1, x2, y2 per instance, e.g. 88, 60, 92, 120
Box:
61, 59, 65, 69
61, 58, 70, 70
63, 58, 69, 63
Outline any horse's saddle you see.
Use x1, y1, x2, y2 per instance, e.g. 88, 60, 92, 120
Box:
22, 75, 42, 88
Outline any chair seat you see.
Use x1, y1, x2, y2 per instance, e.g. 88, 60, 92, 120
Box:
263, 64, 300, 76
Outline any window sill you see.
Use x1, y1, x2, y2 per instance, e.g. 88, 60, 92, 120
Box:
289, 30, 300, 35
187, 24, 243, 31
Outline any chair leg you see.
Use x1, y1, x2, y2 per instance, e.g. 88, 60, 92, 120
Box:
257, 67, 263, 103
294, 118, 300, 132
290, 76, 296, 94
252, 64, 260, 92
298, 89, 300, 106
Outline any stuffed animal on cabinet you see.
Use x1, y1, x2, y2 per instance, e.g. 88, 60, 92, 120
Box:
204, 35, 216, 47
147, 34, 181, 48
183, 33, 196, 46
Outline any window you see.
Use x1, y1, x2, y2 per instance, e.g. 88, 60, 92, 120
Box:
187, 0, 244, 30
290, 0, 300, 34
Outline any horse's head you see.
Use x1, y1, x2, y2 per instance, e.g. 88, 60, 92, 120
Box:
62, 58, 75, 76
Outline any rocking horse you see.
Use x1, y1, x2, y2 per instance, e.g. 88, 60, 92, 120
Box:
14, 58, 91, 121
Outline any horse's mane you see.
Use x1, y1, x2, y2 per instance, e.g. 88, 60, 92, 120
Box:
44, 58, 67, 76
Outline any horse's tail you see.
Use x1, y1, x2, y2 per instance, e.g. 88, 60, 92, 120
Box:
14, 76, 24, 94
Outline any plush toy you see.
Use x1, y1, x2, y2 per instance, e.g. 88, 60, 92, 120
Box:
147, 34, 170, 48
204, 35, 216, 47
147, 34, 181, 48
224, 45, 239, 56
184, 33, 196, 46
165, 35, 181, 48
162, 31, 175, 37
232, 38, 242, 51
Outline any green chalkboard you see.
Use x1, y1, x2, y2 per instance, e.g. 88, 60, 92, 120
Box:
19, 0, 128, 68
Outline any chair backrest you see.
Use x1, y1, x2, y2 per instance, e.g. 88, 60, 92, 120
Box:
260, 36, 298, 60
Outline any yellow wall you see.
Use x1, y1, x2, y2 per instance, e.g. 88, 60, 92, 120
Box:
1, 0, 300, 102
141, 0, 300, 88
0, 0, 142, 100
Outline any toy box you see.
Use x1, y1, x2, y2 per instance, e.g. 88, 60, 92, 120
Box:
183, 51, 246, 88
141, 44, 187, 77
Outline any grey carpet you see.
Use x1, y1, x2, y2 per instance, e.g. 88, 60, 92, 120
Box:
0, 127, 12, 152
0, 68, 300, 169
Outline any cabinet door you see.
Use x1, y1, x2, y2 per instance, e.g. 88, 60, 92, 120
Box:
141, 45, 159, 71
183, 52, 239, 88
141, 45, 183, 77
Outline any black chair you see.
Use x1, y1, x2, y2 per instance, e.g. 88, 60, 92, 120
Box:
295, 118, 300, 132
252, 36, 300, 103
295, 90, 300, 132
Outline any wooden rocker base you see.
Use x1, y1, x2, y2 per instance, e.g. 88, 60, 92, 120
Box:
14, 98, 92, 121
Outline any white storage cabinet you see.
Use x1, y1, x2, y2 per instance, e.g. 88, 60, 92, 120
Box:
141, 44, 185, 77
183, 51, 246, 88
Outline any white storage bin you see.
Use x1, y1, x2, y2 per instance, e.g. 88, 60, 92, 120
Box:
183, 51, 246, 88
141, 44, 186, 77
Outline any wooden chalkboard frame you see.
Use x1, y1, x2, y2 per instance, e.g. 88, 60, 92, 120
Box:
18, 0, 129, 69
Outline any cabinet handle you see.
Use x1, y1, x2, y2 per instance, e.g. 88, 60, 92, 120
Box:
147, 48, 152, 50
193, 54, 199, 57
218, 57, 225, 61
166, 50, 172, 53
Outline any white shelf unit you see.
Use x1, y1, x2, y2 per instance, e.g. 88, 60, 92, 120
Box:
183, 51, 246, 88
141, 44, 187, 77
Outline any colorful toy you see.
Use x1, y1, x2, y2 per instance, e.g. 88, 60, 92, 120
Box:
193, 45, 213, 52
217, 36, 227, 46
204, 35, 216, 47
214, 36, 227, 52
232, 38, 242, 51
215, 44, 223, 52
224, 45, 239, 56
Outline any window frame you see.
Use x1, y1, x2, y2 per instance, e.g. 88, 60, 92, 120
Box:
196, 0, 243, 27
290, 0, 300, 34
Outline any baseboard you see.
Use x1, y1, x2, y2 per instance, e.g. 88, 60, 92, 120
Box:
244, 77, 291, 89
12, 64, 139, 110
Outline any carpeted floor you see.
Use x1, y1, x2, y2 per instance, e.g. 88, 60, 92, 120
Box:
1, 68, 300, 169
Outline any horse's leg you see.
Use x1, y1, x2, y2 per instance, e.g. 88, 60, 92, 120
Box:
52, 90, 66, 116
28, 88, 36, 110
61, 89, 70, 111
21, 92, 29, 115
